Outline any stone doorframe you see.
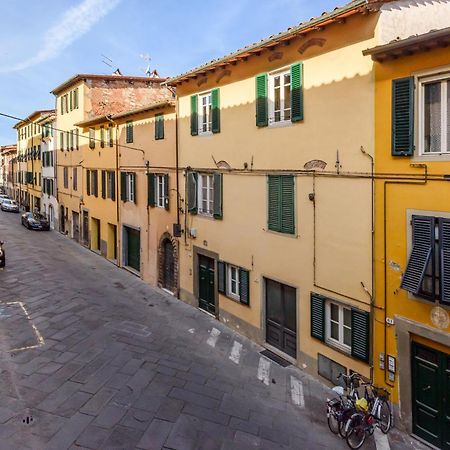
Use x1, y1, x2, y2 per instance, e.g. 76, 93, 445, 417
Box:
395, 315, 450, 433
158, 232, 179, 296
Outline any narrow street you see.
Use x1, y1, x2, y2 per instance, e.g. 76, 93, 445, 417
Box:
0, 211, 420, 450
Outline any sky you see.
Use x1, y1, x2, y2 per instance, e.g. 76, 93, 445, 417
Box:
0, 0, 335, 144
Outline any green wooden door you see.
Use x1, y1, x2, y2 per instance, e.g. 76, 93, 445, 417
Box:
198, 255, 215, 315
126, 227, 140, 272
412, 342, 450, 449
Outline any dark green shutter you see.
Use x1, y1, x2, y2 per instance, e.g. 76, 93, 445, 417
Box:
268, 175, 280, 232
190, 95, 198, 136
291, 62, 304, 122
351, 309, 370, 362
213, 173, 223, 219
239, 269, 250, 305
101, 170, 106, 199
126, 121, 133, 143
111, 172, 116, 201
187, 171, 197, 214
132, 173, 136, 203
256, 73, 268, 127
120, 172, 127, 201
392, 77, 414, 156
440, 219, 450, 305
281, 175, 295, 234
212, 88, 220, 134
86, 170, 91, 196
93, 170, 98, 197
164, 174, 169, 210
147, 173, 155, 207
155, 114, 164, 140
401, 215, 434, 295
310, 293, 325, 341
218, 261, 226, 294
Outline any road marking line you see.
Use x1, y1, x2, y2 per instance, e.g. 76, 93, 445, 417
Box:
229, 341, 242, 364
206, 328, 221, 347
374, 428, 390, 450
290, 376, 305, 408
257, 356, 271, 385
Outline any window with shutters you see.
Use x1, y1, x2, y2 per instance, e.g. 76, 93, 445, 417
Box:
100, 126, 105, 148
89, 128, 95, 149
227, 265, 240, 300
63, 167, 68, 189
218, 261, 250, 305
73, 168, 77, 191
155, 114, 164, 140
123, 172, 135, 203
325, 301, 352, 353
107, 124, 114, 147
156, 174, 166, 208
75, 129, 79, 150
107, 171, 115, 200
126, 121, 134, 143
419, 73, 450, 155
267, 175, 295, 234
401, 215, 450, 305
198, 174, 214, 216
269, 69, 291, 124
198, 92, 212, 135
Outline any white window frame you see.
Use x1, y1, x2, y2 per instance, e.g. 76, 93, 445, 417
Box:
325, 301, 351, 353
156, 174, 165, 208
127, 173, 135, 203
268, 68, 291, 126
198, 91, 212, 135
197, 173, 214, 216
418, 71, 450, 155
227, 265, 240, 300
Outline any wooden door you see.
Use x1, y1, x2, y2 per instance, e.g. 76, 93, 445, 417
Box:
198, 255, 215, 315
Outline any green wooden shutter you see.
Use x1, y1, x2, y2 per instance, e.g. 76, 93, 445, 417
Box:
440, 218, 450, 305
218, 261, 226, 294
268, 175, 280, 232
155, 114, 164, 140
190, 95, 198, 136
401, 215, 434, 295
256, 73, 268, 127
93, 170, 98, 197
239, 269, 250, 305
280, 175, 295, 234
212, 88, 220, 134
392, 77, 414, 156
213, 173, 223, 219
111, 172, 116, 201
86, 170, 91, 196
351, 309, 370, 362
126, 121, 133, 143
291, 62, 304, 122
187, 171, 197, 214
101, 170, 106, 199
164, 174, 169, 210
310, 293, 325, 341
120, 172, 127, 201
132, 173, 137, 203
147, 173, 155, 207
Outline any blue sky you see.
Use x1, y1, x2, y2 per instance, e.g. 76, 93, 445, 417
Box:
0, 0, 335, 144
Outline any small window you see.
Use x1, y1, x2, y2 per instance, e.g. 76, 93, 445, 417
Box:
198, 92, 212, 134
74, 88, 79, 109
269, 69, 291, 124
63, 167, 68, 189
107, 171, 115, 200
107, 124, 114, 147
227, 265, 240, 300
155, 114, 164, 140
89, 128, 95, 149
66, 131, 70, 151
198, 174, 214, 216
126, 121, 134, 143
60, 132, 64, 151
100, 126, 105, 148
156, 174, 166, 208
73, 167, 77, 191
419, 74, 450, 155
75, 129, 79, 150
128, 173, 135, 202
70, 130, 74, 150
325, 301, 352, 353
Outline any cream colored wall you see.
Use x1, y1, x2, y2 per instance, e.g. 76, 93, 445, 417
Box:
176, 14, 376, 376
118, 108, 177, 285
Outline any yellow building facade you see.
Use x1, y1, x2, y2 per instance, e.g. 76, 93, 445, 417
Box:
76, 100, 178, 290
367, 29, 450, 447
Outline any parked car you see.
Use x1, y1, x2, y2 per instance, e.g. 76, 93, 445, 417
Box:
1, 199, 19, 213
0, 194, 10, 205
0, 241, 4, 268
21, 212, 50, 231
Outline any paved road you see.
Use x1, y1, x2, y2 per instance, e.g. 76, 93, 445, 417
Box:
0, 210, 421, 449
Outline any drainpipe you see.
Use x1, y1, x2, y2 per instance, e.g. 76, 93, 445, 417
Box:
382, 163, 428, 388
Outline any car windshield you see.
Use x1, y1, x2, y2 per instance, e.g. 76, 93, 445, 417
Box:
4, 200, 12, 205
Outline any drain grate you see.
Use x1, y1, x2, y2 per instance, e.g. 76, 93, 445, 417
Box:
260, 349, 292, 367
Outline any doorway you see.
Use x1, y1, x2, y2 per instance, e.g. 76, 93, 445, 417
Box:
198, 254, 215, 315
124, 226, 140, 272
60, 205, 65, 233
48, 205, 54, 229
412, 342, 450, 449
161, 238, 175, 292
82, 210, 89, 246
91, 218, 100, 251
72, 212, 80, 242
265, 278, 297, 358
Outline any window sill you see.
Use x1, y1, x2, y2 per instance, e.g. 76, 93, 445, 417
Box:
264, 228, 298, 238
324, 338, 352, 358
413, 152, 450, 162
197, 132, 213, 137
198, 212, 214, 219
268, 120, 293, 129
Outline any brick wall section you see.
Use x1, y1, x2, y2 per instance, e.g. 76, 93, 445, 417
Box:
86, 79, 173, 119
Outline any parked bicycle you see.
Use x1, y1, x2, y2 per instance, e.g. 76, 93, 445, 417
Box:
344, 383, 392, 449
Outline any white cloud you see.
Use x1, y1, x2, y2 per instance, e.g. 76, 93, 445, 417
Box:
1, 0, 120, 73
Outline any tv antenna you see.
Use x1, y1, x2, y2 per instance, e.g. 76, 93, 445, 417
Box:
101, 54, 113, 68
139, 53, 152, 76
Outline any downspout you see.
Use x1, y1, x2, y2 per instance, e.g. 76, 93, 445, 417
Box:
382, 163, 427, 387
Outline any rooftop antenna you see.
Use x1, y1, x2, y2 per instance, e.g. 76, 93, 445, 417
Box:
101, 54, 122, 75
140, 53, 152, 77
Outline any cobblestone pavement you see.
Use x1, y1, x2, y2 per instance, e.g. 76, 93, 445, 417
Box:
0, 211, 426, 450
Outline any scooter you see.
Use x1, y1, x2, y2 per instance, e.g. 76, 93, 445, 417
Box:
0, 241, 5, 268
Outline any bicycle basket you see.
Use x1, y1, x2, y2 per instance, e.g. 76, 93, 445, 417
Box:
355, 398, 369, 413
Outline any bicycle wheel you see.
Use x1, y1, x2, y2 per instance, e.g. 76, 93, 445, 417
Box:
346, 415, 366, 449
327, 405, 340, 435
339, 408, 354, 438
378, 399, 392, 433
